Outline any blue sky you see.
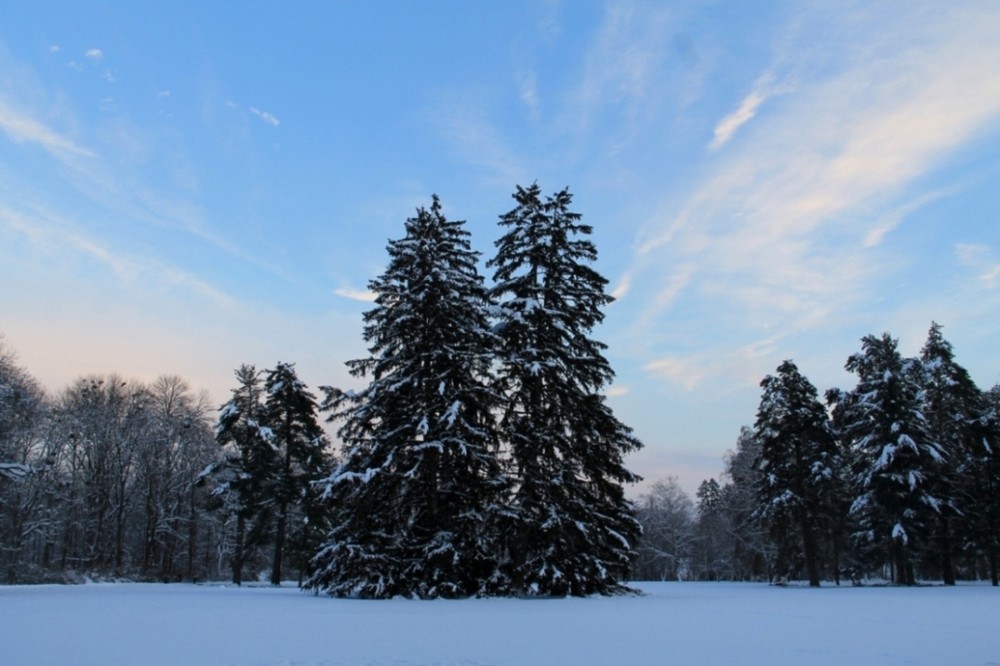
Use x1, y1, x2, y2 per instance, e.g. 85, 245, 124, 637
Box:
2, 1, 999, 496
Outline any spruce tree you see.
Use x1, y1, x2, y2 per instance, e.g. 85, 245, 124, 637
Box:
214, 365, 276, 585
832, 333, 945, 585
918, 323, 978, 584
975, 385, 1000, 585
262, 362, 332, 585
307, 196, 504, 598
753, 360, 841, 586
488, 183, 642, 596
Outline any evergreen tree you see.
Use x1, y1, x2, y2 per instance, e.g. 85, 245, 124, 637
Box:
308, 196, 504, 598
488, 183, 642, 596
214, 365, 276, 585
832, 333, 945, 584
753, 360, 841, 586
972, 385, 1000, 585
693, 478, 725, 580
262, 362, 332, 585
918, 323, 978, 584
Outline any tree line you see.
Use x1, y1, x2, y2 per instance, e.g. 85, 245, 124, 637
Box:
1, 184, 643, 596
633, 324, 1000, 586
0, 349, 225, 583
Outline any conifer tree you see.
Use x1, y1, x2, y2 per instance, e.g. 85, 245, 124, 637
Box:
262, 362, 331, 585
488, 183, 642, 596
694, 478, 724, 580
975, 385, 1000, 585
307, 196, 504, 598
918, 323, 978, 584
753, 360, 841, 586
214, 365, 275, 585
831, 333, 945, 585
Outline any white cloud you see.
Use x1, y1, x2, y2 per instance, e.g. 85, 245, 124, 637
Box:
429, 98, 527, 185
956, 244, 1000, 289
571, 2, 671, 132
0, 99, 94, 158
606, 385, 630, 398
250, 107, 280, 126
335, 287, 377, 302
85, 48, 104, 61
2, 200, 237, 310
645, 356, 706, 391
631, 2, 1000, 359
709, 72, 778, 150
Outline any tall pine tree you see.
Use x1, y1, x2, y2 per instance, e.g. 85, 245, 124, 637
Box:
753, 360, 841, 586
488, 183, 642, 596
307, 196, 504, 598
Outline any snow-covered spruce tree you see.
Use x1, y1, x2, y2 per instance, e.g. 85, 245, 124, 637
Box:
487, 183, 642, 596
214, 365, 276, 585
918, 323, 979, 584
831, 333, 946, 585
975, 385, 1000, 586
752, 360, 841, 587
307, 196, 505, 599
262, 362, 332, 585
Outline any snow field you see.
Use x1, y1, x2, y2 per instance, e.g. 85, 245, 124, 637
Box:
1, 581, 998, 666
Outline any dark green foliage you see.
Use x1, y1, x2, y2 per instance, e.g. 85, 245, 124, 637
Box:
917, 323, 979, 584
214, 365, 276, 585
753, 360, 842, 586
831, 333, 945, 585
973, 386, 1000, 585
307, 196, 504, 598
262, 362, 332, 585
489, 184, 642, 596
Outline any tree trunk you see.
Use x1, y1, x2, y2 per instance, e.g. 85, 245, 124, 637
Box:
232, 513, 245, 586
187, 485, 198, 582
271, 502, 287, 586
800, 517, 821, 587
939, 515, 956, 585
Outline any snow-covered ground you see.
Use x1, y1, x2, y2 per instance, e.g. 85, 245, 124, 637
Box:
2, 581, 997, 665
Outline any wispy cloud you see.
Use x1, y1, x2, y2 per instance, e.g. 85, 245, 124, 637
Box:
1, 200, 236, 310
628, 2, 1000, 387
606, 385, 630, 398
709, 73, 777, 151
429, 97, 527, 185
85, 48, 104, 61
0, 99, 94, 159
956, 244, 1000, 289
570, 1, 671, 133
335, 287, 377, 303
250, 107, 280, 126
517, 69, 540, 119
